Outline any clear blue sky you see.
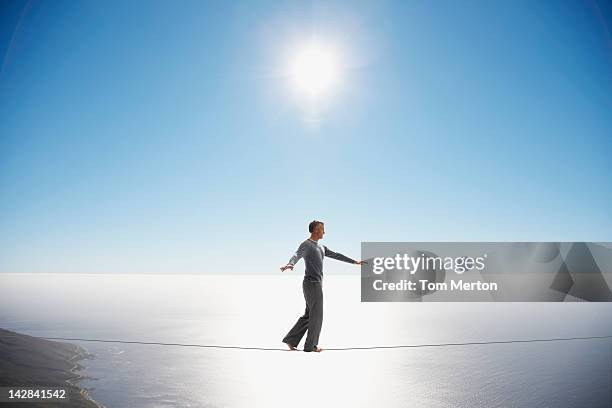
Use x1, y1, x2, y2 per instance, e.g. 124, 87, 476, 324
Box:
1, 0, 611, 274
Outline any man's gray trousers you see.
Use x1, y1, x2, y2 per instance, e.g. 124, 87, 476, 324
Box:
282, 279, 323, 352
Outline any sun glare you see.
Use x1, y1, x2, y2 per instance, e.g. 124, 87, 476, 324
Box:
290, 42, 338, 98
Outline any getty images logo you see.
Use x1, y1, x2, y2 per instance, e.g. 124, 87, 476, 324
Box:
371, 252, 488, 275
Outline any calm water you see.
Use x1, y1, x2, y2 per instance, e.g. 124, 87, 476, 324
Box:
1, 274, 611, 407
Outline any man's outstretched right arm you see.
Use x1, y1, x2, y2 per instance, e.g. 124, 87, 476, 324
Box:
281, 242, 307, 272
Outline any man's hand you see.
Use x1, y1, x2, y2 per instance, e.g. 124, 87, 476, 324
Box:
280, 264, 294, 272
355, 260, 368, 265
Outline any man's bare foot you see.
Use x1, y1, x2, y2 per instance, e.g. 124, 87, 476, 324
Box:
313, 346, 323, 352
284, 342, 298, 351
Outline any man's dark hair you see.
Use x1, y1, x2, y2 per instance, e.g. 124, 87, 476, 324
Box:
309, 220, 324, 233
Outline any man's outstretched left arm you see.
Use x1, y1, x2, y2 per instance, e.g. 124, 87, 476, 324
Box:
324, 246, 366, 265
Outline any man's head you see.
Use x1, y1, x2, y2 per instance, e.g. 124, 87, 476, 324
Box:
308, 220, 325, 240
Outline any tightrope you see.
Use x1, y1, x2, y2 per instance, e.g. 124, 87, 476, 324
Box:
17, 334, 611, 351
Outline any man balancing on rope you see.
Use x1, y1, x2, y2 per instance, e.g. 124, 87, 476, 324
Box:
280, 220, 366, 352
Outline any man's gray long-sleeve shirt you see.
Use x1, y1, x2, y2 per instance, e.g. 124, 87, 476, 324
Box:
287, 238, 357, 282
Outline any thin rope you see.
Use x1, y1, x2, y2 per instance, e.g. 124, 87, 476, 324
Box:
12, 334, 608, 352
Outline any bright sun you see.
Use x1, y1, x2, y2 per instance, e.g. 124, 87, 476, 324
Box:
290, 42, 338, 98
